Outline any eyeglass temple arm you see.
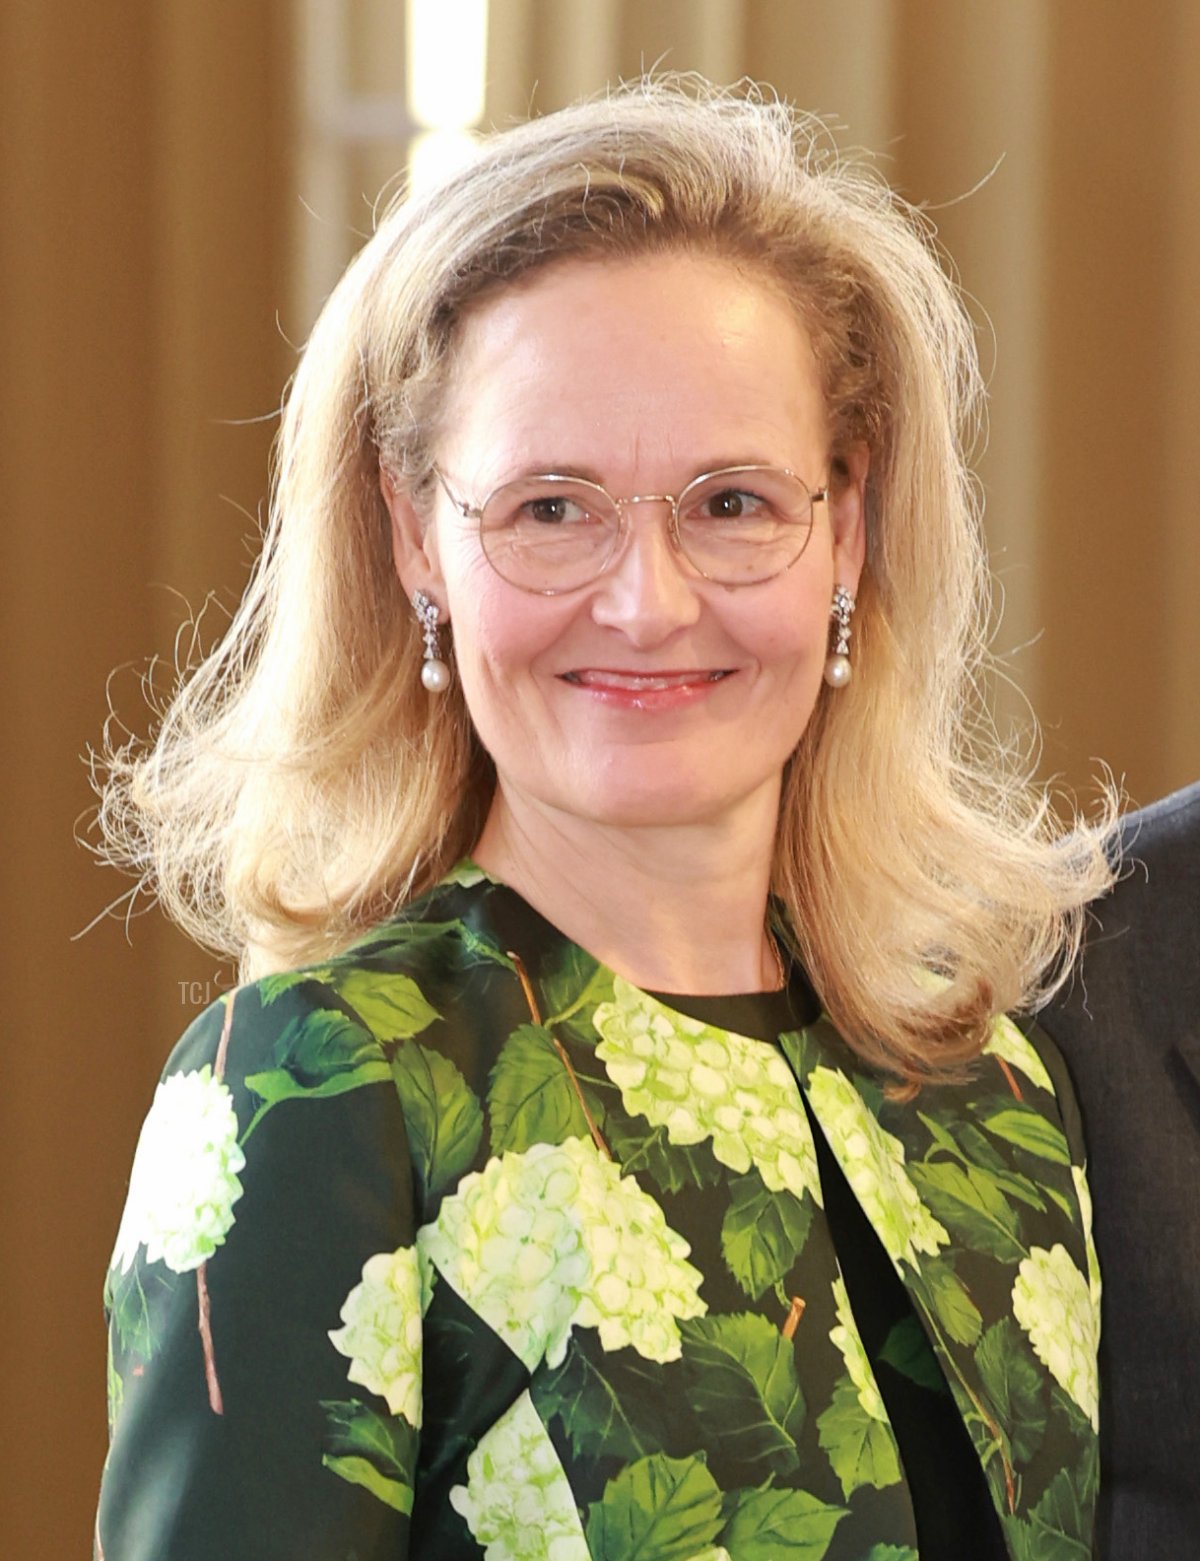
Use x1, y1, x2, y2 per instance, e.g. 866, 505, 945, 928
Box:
433, 467, 477, 519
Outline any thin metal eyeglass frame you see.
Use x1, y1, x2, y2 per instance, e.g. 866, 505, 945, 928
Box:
432, 465, 829, 594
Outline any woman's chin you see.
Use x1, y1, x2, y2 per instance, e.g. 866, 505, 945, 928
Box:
508, 766, 781, 838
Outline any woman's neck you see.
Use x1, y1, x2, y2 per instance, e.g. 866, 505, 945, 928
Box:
471, 784, 782, 995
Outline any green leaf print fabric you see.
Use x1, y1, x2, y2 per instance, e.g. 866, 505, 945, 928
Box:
97, 869, 1100, 1559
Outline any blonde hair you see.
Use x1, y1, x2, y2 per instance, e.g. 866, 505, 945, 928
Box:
94, 77, 1116, 1080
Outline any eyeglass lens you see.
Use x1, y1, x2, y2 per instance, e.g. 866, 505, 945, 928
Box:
478, 468, 816, 591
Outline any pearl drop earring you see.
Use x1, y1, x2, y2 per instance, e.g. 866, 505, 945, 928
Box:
824, 585, 855, 688
412, 590, 451, 693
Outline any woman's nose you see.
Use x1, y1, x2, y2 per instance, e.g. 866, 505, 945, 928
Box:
588, 501, 703, 642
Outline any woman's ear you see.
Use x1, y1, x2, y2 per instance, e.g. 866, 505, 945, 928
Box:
380, 465, 448, 610
827, 442, 869, 592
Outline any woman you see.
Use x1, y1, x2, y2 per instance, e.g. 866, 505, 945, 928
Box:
94, 80, 1114, 1559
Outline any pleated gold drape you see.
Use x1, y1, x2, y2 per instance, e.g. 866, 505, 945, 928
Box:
3, 2, 1196, 1552
0, 5, 294, 1554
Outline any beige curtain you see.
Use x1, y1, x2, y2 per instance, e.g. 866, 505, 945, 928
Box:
4, 1, 1196, 1550
0, 3, 294, 1552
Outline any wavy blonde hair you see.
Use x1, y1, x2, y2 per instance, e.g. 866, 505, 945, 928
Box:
94, 77, 1116, 1080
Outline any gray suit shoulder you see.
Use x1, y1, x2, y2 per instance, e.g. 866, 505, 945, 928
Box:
1059, 781, 1200, 1001
1037, 783, 1200, 1558
1117, 778, 1200, 862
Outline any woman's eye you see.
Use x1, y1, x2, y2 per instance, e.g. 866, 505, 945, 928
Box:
699, 489, 763, 520
522, 496, 589, 525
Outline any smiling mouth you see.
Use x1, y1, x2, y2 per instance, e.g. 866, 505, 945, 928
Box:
561, 669, 732, 690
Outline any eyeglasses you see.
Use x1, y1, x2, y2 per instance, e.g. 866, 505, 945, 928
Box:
434, 465, 828, 594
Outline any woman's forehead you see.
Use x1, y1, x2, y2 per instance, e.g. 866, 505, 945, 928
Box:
439, 252, 828, 481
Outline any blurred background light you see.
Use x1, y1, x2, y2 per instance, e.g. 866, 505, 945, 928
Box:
407, 0, 488, 131
408, 126, 482, 191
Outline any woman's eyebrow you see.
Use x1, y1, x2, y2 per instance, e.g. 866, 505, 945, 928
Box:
492, 453, 791, 486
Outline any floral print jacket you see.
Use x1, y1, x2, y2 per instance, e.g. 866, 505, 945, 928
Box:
97, 867, 1100, 1559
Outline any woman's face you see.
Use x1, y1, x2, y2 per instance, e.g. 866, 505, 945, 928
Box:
387, 252, 866, 837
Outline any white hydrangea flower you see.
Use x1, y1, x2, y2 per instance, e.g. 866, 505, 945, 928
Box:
111, 1065, 246, 1275
806, 1066, 949, 1269
983, 1015, 1053, 1094
418, 1136, 705, 1371
687, 1551, 732, 1561
449, 1390, 588, 1561
329, 1245, 430, 1425
593, 978, 822, 1205
1013, 1243, 1099, 1432
829, 1275, 887, 1422
1072, 1163, 1102, 1314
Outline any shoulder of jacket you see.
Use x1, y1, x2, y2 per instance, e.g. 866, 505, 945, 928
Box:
1113, 783, 1200, 886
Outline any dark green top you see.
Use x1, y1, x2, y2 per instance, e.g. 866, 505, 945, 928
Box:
97, 866, 1100, 1559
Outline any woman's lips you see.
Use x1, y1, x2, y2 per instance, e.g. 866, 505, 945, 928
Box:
562, 669, 731, 690
559, 668, 733, 707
